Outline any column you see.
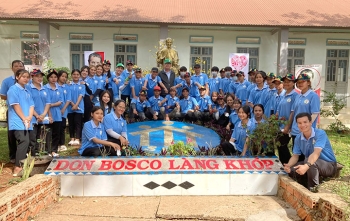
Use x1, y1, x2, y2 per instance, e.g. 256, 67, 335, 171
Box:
159, 24, 168, 41
277, 28, 289, 75
38, 21, 50, 65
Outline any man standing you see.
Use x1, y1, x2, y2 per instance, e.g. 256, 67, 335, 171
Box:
283, 112, 337, 191
191, 64, 209, 95
159, 59, 174, 97
0, 60, 24, 163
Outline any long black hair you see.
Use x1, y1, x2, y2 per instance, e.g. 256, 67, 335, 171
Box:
99, 90, 113, 115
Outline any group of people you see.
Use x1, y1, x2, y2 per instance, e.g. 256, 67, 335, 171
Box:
1, 58, 338, 191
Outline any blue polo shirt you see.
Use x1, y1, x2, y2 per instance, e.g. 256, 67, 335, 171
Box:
231, 120, 254, 155
229, 111, 240, 126
121, 70, 134, 96
145, 74, 162, 98
0, 75, 15, 97
44, 84, 62, 122
275, 89, 286, 112
104, 71, 116, 89
7, 83, 34, 130
103, 111, 127, 135
249, 117, 266, 131
91, 76, 104, 104
246, 83, 256, 102
94, 102, 111, 115
196, 95, 212, 111
130, 76, 145, 98
79, 120, 107, 155
228, 81, 239, 94
293, 128, 336, 162
57, 84, 71, 118
217, 104, 227, 116
174, 76, 185, 96
248, 84, 268, 105
109, 75, 125, 101
148, 95, 165, 112
181, 81, 200, 99
131, 98, 151, 113
85, 76, 97, 96
259, 87, 277, 118
191, 73, 209, 86
29, 83, 51, 124
179, 96, 198, 113
276, 90, 298, 130
235, 82, 251, 105
208, 77, 221, 95
219, 78, 231, 94
68, 82, 85, 114
291, 89, 320, 136
165, 94, 179, 113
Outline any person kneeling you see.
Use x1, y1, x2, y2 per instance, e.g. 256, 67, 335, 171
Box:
78, 107, 120, 157
178, 87, 199, 123
283, 113, 337, 191
147, 86, 166, 120
129, 90, 151, 122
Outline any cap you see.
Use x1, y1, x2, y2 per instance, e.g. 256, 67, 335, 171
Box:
219, 68, 225, 73
184, 72, 191, 78
139, 90, 147, 96
248, 68, 258, 75
135, 67, 142, 72
126, 60, 134, 65
236, 71, 244, 76
103, 60, 111, 65
272, 76, 282, 83
266, 72, 276, 78
281, 73, 296, 81
182, 87, 189, 92
116, 63, 124, 68
31, 69, 44, 76
153, 85, 161, 91
164, 59, 171, 64
151, 67, 159, 72
295, 73, 311, 82
199, 86, 206, 90
217, 94, 224, 99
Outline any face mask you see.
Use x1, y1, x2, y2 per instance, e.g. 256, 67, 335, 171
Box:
225, 72, 231, 77
180, 72, 186, 77
211, 72, 218, 77
232, 76, 238, 81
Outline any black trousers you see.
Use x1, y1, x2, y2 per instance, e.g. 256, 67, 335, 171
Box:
121, 95, 131, 107
145, 109, 164, 120
221, 141, 240, 156
67, 113, 83, 139
59, 117, 66, 146
29, 124, 50, 155
277, 132, 292, 165
81, 146, 117, 157
13, 130, 30, 167
83, 95, 93, 123
180, 112, 197, 122
292, 135, 305, 162
47, 121, 61, 153
7, 111, 17, 160
216, 114, 229, 127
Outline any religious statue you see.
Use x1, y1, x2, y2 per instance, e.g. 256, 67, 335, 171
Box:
156, 38, 180, 73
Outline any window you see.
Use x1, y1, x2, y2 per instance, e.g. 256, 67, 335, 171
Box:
326, 49, 348, 82
237, 47, 259, 70
22, 41, 39, 65
287, 49, 305, 73
190, 46, 213, 74
70, 43, 93, 70
114, 44, 137, 65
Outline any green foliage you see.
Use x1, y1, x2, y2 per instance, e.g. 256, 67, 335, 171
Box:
321, 90, 349, 132
167, 139, 196, 156
248, 115, 288, 155
99, 146, 111, 157
0, 163, 4, 175
36, 125, 50, 158
22, 154, 35, 180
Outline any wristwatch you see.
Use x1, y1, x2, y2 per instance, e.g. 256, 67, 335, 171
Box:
306, 162, 312, 167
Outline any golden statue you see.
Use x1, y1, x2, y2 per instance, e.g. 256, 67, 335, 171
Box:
156, 38, 179, 73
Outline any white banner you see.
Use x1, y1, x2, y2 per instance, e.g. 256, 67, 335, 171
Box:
229, 53, 250, 79
295, 64, 322, 91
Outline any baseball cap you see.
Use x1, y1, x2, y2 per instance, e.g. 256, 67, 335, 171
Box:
184, 72, 191, 78
217, 94, 224, 99
199, 86, 206, 90
151, 67, 159, 72
153, 85, 161, 91
182, 87, 189, 92
31, 69, 45, 76
281, 73, 296, 81
116, 63, 124, 68
164, 59, 171, 64
236, 71, 244, 76
139, 90, 147, 96
135, 67, 142, 72
272, 76, 282, 83
295, 73, 311, 82
103, 60, 111, 65
266, 72, 276, 78
126, 60, 134, 65
248, 68, 258, 75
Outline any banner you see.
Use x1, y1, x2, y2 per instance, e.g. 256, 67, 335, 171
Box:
84, 51, 105, 66
229, 53, 250, 79
295, 64, 322, 96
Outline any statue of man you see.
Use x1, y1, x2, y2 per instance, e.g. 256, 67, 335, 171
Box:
156, 38, 179, 73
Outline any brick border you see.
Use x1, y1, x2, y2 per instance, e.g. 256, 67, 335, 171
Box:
278, 175, 349, 221
0, 175, 59, 221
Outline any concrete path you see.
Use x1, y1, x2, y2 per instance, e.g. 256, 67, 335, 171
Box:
34, 196, 300, 221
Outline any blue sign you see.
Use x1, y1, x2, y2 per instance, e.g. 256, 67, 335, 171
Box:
127, 121, 221, 153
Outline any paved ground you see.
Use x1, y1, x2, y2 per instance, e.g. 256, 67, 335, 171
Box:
34, 196, 301, 221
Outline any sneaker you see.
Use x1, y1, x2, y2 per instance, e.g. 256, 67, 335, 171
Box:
49, 153, 60, 158
68, 140, 75, 145
59, 145, 67, 152
73, 140, 80, 146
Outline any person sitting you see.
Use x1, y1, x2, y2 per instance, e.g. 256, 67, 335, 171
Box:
178, 87, 199, 123
147, 86, 166, 120
195, 86, 212, 124
78, 107, 120, 157
164, 87, 180, 121
283, 112, 337, 191
213, 94, 227, 125
129, 90, 151, 122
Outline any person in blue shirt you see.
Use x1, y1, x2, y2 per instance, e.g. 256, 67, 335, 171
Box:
92, 65, 105, 104
178, 87, 199, 123
284, 112, 337, 190
120, 60, 135, 110
208, 66, 221, 96
147, 86, 166, 120
273, 76, 286, 112
174, 72, 201, 100
248, 104, 268, 155
191, 64, 209, 95
246, 69, 258, 104
103, 100, 129, 153
276, 74, 298, 164
130, 67, 145, 99
248, 71, 267, 110
219, 66, 232, 95
109, 63, 125, 102
174, 66, 187, 97
80, 66, 94, 123
259, 72, 277, 117
95, 90, 113, 116
67, 69, 85, 146
164, 87, 181, 121
102, 59, 115, 96
45, 69, 63, 157
222, 106, 253, 156
7, 69, 34, 176
290, 72, 320, 162
0, 60, 24, 163
213, 94, 227, 123
79, 106, 120, 157
57, 70, 71, 152
226, 99, 242, 131
234, 71, 251, 105
142, 67, 168, 98
195, 86, 212, 124
28, 69, 51, 156
228, 71, 239, 95
129, 90, 151, 122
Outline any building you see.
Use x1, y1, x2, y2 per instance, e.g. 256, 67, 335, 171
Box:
1, 0, 350, 105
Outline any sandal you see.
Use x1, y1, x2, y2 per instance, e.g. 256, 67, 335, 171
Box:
13, 168, 23, 177
49, 153, 60, 158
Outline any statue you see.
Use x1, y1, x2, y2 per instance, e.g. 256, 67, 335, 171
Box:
156, 38, 179, 73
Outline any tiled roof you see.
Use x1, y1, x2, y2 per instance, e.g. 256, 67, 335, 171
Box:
1, 0, 350, 27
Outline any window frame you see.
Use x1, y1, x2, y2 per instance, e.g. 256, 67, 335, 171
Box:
287, 48, 305, 74
189, 46, 213, 74
114, 44, 137, 66
70, 43, 93, 70
236, 47, 259, 70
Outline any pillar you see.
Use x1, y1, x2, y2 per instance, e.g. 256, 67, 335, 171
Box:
277, 28, 289, 75
38, 21, 50, 64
